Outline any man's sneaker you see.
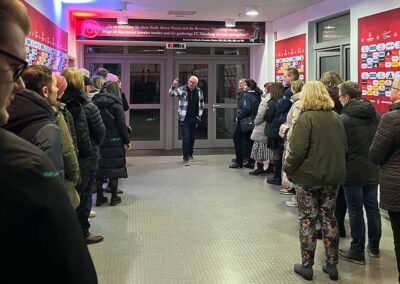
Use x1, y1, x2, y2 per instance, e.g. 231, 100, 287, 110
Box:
338, 249, 366, 265
89, 210, 96, 218
183, 160, 190, 166
229, 162, 243, 168
189, 156, 195, 162
368, 246, 380, 258
267, 177, 282, 185
86, 233, 104, 245
286, 197, 298, 207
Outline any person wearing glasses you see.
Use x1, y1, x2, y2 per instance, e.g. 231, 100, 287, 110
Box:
370, 74, 400, 283
169, 75, 205, 166
0, 1, 97, 283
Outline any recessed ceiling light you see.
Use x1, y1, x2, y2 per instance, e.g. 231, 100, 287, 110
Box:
225, 19, 236, 28
61, 0, 95, 3
117, 16, 128, 25
245, 6, 259, 16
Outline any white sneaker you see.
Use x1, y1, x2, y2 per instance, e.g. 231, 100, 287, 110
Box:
286, 197, 298, 207
89, 210, 97, 218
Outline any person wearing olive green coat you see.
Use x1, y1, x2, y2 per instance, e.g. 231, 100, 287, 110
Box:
283, 81, 347, 282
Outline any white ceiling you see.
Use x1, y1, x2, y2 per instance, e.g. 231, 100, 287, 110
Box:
64, 0, 324, 22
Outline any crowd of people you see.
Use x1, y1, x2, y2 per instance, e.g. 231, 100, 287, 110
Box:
230, 69, 400, 282
2, 0, 400, 283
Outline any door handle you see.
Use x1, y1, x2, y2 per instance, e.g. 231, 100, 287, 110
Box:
213, 104, 221, 107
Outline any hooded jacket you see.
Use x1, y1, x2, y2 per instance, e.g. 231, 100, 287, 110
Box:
5, 89, 64, 177
370, 101, 400, 212
340, 98, 380, 185
92, 93, 129, 179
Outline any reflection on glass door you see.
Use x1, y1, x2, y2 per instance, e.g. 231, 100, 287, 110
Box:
129, 63, 162, 145
214, 64, 245, 142
88, 62, 121, 78
176, 64, 209, 142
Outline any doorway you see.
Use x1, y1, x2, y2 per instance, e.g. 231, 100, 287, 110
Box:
173, 60, 248, 148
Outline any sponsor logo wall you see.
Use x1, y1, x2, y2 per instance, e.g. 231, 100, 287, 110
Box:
76, 19, 265, 44
275, 34, 306, 83
358, 7, 400, 114
23, 1, 69, 73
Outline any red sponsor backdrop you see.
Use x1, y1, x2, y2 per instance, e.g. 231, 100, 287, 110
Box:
23, 1, 69, 72
76, 19, 265, 43
358, 8, 400, 114
275, 34, 306, 83
24, 2, 68, 53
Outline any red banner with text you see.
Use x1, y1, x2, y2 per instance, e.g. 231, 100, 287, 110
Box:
76, 19, 265, 44
275, 34, 306, 83
23, 1, 69, 72
358, 8, 400, 114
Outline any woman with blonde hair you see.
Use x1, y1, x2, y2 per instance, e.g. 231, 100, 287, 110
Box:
320, 71, 343, 114
283, 81, 346, 281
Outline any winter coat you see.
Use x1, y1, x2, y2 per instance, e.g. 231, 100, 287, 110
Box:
283, 110, 347, 188
251, 96, 268, 142
236, 90, 261, 121
5, 89, 64, 177
327, 86, 343, 114
57, 102, 78, 152
0, 128, 98, 284
60, 87, 93, 163
83, 102, 106, 171
264, 98, 281, 139
340, 98, 380, 185
92, 93, 130, 179
169, 85, 204, 122
370, 101, 400, 212
279, 92, 302, 140
276, 86, 293, 124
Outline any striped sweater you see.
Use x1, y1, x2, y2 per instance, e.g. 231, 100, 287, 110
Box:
169, 85, 204, 122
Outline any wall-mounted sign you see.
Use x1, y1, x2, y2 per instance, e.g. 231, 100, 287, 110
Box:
23, 2, 69, 73
275, 34, 306, 83
76, 19, 265, 44
358, 7, 400, 114
166, 43, 186, 49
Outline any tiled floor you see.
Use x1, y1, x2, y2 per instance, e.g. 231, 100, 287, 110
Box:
88, 155, 398, 284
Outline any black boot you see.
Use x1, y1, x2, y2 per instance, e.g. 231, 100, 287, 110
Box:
95, 181, 108, 207
249, 163, 266, 176
265, 163, 274, 173
109, 178, 122, 206
322, 264, 338, 280
294, 263, 313, 281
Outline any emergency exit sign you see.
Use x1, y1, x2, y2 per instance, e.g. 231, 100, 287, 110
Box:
166, 43, 186, 49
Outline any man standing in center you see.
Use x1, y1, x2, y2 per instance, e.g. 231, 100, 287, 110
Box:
169, 75, 204, 166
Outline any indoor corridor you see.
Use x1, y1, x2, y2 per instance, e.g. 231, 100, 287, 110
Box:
88, 155, 397, 284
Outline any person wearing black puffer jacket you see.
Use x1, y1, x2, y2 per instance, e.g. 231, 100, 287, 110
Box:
338, 81, 381, 266
61, 68, 104, 245
370, 74, 400, 283
229, 79, 262, 169
93, 81, 131, 207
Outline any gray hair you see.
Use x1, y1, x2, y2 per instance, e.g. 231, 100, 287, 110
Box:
338, 81, 361, 99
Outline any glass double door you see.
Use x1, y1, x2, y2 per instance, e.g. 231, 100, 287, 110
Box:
174, 60, 248, 148
86, 58, 165, 149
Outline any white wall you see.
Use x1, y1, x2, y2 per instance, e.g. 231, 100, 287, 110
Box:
251, 0, 400, 85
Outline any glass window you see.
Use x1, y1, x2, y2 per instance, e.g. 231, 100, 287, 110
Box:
214, 47, 249, 56
317, 14, 350, 43
128, 46, 165, 54
85, 45, 124, 54
174, 47, 211, 55
88, 63, 121, 79
216, 64, 245, 104
178, 64, 208, 103
129, 109, 160, 141
130, 64, 161, 104
216, 108, 235, 139
320, 56, 340, 76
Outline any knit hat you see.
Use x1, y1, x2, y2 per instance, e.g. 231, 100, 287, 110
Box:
106, 73, 119, 82
55, 74, 67, 98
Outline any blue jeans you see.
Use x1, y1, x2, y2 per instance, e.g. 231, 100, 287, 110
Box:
343, 184, 381, 253
76, 169, 96, 237
180, 118, 198, 161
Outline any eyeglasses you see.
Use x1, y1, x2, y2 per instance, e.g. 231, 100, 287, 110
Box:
0, 49, 28, 82
391, 86, 400, 91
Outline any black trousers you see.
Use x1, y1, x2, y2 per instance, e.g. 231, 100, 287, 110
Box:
389, 211, 400, 281
233, 123, 253, 165
335, 185, 347, 236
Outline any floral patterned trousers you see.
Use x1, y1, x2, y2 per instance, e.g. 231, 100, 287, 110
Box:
295, 184, 340, 266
